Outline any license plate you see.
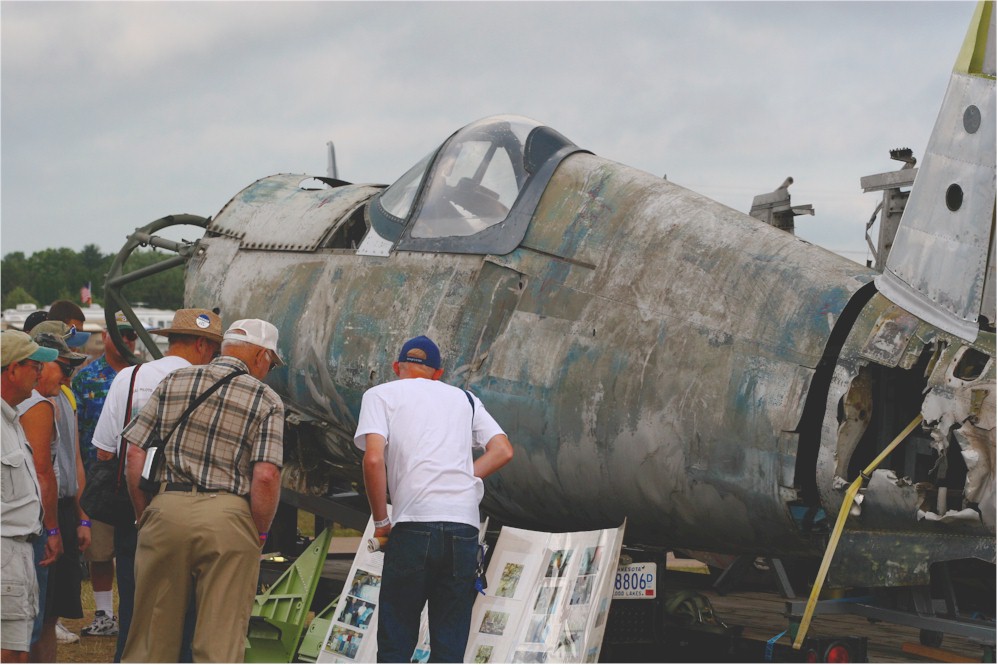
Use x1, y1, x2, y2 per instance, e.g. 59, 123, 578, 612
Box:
613, 562, 657, 599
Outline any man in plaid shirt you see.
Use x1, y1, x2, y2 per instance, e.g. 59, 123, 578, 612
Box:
119, 319, 285, 663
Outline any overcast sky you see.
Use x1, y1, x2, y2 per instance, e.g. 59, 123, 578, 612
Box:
1, 1, 974, 266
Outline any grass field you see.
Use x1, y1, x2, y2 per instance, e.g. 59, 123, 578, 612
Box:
56, 578, 117, 663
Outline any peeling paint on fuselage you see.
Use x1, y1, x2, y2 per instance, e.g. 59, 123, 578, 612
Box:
186, 157, 871, 558
184, 152, 993, 579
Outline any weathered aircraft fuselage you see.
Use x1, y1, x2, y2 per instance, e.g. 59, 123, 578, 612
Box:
128, 5, 995, 591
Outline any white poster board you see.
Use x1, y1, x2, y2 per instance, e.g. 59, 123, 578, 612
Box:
317, 515, 624, 664
316, 510, 391, 663
465, 522, 626, 664
316, 509, 487, 663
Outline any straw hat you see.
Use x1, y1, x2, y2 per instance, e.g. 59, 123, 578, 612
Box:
150, 309, 223, 343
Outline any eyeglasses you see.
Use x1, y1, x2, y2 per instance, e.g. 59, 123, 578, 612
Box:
56, 362, 75, 378
18, 360, 43, 374
119, 329, 138, 341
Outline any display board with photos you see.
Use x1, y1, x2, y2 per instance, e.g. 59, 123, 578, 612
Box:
317, 513, 624, 663
465, 522, 626, 664
316, 509, 488, 663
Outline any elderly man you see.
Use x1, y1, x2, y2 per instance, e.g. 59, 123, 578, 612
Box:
1, 332, 57, 663
91, 308, 222, 662
18, 325, 89, 662
72, 313, 138, 640
355, 335, 513, 662
121, 318, 285, 663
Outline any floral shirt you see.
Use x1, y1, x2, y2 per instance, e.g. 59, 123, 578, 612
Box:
72, 354, 118, 469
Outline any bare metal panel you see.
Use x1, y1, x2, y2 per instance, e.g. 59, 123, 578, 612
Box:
208, 174, 380, 251
877, 10, 996, 342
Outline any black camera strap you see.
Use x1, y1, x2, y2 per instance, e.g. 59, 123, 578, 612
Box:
158, 368, 247, 448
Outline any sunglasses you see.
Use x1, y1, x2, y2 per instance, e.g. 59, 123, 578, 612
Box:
119, 329, 138, 341
56, 362, 76, 378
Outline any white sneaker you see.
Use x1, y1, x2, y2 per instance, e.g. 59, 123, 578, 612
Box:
55, 621, 80, 644
80, 610, 119, 637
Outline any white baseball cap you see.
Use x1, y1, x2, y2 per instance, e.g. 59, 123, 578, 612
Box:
223, 319, 285, 367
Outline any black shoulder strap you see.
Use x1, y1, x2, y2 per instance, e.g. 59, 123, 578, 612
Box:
159, 369, 247, 447
116, 365, 141, 490
463, 389, 475, 418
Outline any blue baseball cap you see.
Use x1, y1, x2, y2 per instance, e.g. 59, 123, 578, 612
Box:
31, 320, 90, 349
398, 336, 441, 369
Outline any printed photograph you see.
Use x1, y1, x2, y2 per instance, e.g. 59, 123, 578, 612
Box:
338, 595, 376, 630
325, 625, 363, 660
479, 610, 510, 636
570, 574, 594, 606
473, 644, 494, 663
594, 598, 609, 628
347, 569, 382, 603
512, 650, 549, 663
544, 549, 573, 578
554, 624, 583, 660
580, 546, 602, 576
525, 616, 550, 644
532, 586, 562, 615
496, 562, 525, 598
412, 630, 432, 663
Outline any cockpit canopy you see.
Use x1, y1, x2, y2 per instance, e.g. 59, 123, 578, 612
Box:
367, 115, 583, 256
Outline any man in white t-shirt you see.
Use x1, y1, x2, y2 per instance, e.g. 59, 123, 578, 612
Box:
354, 335, 513, 663
90, 308, 222, 662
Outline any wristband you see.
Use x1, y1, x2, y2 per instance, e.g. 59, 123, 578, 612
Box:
46, 527, 60, 536
374, 517, 391, 528
258, 532, 268, 541
80, 520, 92, 528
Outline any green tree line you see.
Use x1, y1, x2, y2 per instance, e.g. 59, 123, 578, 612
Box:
2, 244, 185, 310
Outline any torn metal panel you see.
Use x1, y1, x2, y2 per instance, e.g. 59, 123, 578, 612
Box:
818, 292, 995, 585
922, 334, 997, 532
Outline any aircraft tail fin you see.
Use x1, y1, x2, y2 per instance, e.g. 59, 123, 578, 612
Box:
874, 1, 996, 342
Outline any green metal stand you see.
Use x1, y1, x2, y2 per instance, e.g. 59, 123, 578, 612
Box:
245, 527, 335, 663
296, 596, 341, 663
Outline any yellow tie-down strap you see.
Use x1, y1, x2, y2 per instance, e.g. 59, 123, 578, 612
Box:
793, 414, 923, 650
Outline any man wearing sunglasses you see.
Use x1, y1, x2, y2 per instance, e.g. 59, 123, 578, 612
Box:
90, 308, 223, 662
1, 331, 58, 663
120, 318, 285, 663
18, 328, 88, 662
71, 312, 138, 641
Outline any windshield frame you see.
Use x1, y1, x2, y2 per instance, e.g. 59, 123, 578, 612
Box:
367, 116, 586, 256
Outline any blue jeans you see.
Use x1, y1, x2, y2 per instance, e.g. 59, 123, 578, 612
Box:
114, 524, 196, 662
377, 522, 479, 663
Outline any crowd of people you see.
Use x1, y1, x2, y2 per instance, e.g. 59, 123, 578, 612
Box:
2, 298, 514, 664
1, 301, 286, 663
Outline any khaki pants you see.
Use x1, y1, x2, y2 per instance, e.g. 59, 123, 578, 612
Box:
121, 491, 260, 663
84, 519, 114, 562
